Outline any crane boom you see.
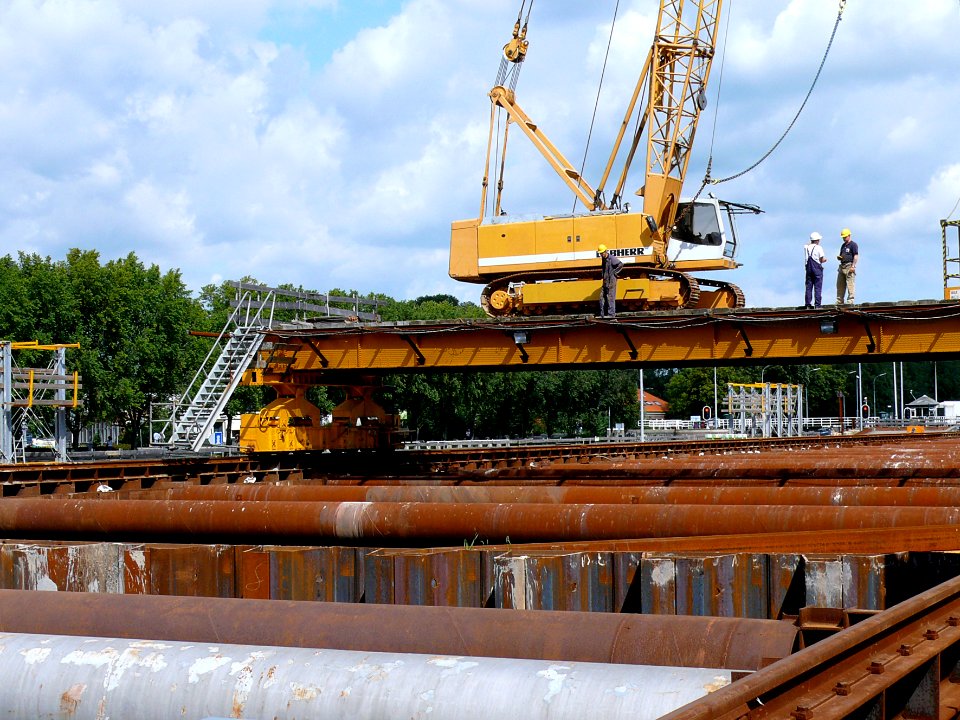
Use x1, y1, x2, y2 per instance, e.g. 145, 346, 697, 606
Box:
645, 0, 722, 263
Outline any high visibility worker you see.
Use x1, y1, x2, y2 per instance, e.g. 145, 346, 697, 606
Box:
836, 228, 859, 305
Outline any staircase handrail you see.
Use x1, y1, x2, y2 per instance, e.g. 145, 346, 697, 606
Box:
159, 290, 275, 444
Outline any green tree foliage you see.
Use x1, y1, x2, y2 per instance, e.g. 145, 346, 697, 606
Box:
0, 250, 205, 447
379, 295, 485, 322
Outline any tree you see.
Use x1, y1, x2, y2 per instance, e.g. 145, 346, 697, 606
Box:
65, 251, 205, 447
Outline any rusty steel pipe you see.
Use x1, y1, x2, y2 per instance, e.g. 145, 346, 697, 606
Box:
0, 590, 797, 670
460, 452, 960, 480
4, 498, 960, 542
95, 483, 960, 506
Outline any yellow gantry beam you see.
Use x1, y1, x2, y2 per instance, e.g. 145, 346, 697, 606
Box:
248, 302, 960, 381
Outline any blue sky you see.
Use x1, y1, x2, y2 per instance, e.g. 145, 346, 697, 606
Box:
260, 1, 405, 68
2, 0, 960, 309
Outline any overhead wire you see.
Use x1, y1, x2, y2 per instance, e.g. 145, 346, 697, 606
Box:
696, 0, 848, 197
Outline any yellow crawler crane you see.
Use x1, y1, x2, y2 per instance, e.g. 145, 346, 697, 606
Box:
450, 0, 758, 316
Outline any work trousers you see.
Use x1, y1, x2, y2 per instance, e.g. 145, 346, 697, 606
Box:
837, 264, 856, 304
599, 283, 617, 317
805, 268, 823, 308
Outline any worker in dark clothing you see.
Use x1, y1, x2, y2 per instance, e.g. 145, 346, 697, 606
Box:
836, 227, 859, 305
598, 244, 623, 317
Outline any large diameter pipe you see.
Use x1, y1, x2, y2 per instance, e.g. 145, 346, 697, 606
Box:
0, 590, 797, 670
103, 483, 960, 506
3, 498, 960, 542
0, 631, 732, 720
466, 452, 960, 480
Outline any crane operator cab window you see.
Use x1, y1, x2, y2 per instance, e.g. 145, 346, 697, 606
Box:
671, 198, 748, 263
674, 200, 723, 247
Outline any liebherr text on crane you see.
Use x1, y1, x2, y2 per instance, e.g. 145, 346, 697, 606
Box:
449, 0, 760, 317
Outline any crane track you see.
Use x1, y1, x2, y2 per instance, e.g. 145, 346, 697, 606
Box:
480, 267, 702, 317
695, 278, 745, 308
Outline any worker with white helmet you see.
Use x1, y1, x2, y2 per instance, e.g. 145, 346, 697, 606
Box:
803, 231, 827, 308
597, 244, 623, 317
836, 228, 858, 305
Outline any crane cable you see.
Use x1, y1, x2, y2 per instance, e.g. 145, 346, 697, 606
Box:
573, 0, 621, 214
495, 0, 535, 89
698, 0, 848, 194
492, 1, 536, 214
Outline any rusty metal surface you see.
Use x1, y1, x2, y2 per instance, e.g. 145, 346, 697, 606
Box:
2, 432, 958, 493
94, 483, 960, 506
6, 498, 960, 543
237, 545, 362, 602
366, 547, 492, 607
0, 589, 799, 670
494, 551, 615, 612
661, 573, 960, 720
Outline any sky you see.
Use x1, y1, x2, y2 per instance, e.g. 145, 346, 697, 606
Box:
2, 0, 960, 309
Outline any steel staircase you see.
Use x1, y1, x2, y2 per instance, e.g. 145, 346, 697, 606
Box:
162, 290, 275, 451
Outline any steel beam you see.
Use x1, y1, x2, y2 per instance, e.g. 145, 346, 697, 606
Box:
661, 573, 960, 720
253, 301, 960, 376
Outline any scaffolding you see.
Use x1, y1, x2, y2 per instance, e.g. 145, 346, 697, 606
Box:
943, 219, 960, 300
727, 382, 804, 438
0, 342, 81, 463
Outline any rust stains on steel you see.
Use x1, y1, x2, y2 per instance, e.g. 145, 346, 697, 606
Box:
661, 573, 960, 720
100, 484, 960, 506
0, 433, 957, 494
6, 498, 960, 542
481, 525, 960, 555
0, 590, 798, 670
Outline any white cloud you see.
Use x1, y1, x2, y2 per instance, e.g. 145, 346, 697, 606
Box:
0, 0, 959, 310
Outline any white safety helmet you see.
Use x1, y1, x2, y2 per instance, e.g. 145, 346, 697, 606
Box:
809, 232, 822, 242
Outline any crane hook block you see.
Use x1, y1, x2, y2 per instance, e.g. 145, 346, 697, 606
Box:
503, 38, 529, 63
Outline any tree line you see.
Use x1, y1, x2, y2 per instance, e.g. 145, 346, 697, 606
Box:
1, 251, 953, 446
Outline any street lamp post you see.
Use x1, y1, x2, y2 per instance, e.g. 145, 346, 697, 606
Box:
847, 370, 859, 431
760, 365, 773, 385
872, 372, 888, 420
804, 366, 821, 425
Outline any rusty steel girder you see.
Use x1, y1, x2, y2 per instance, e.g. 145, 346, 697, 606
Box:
0, 590, 798, 670
5, 498, 960, 542
661, 573, 960, 720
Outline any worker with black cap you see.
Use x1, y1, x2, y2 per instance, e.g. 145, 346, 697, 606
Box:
836, 228, 858, 305
598, 244, 623, 317
804, 231, 827, 308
